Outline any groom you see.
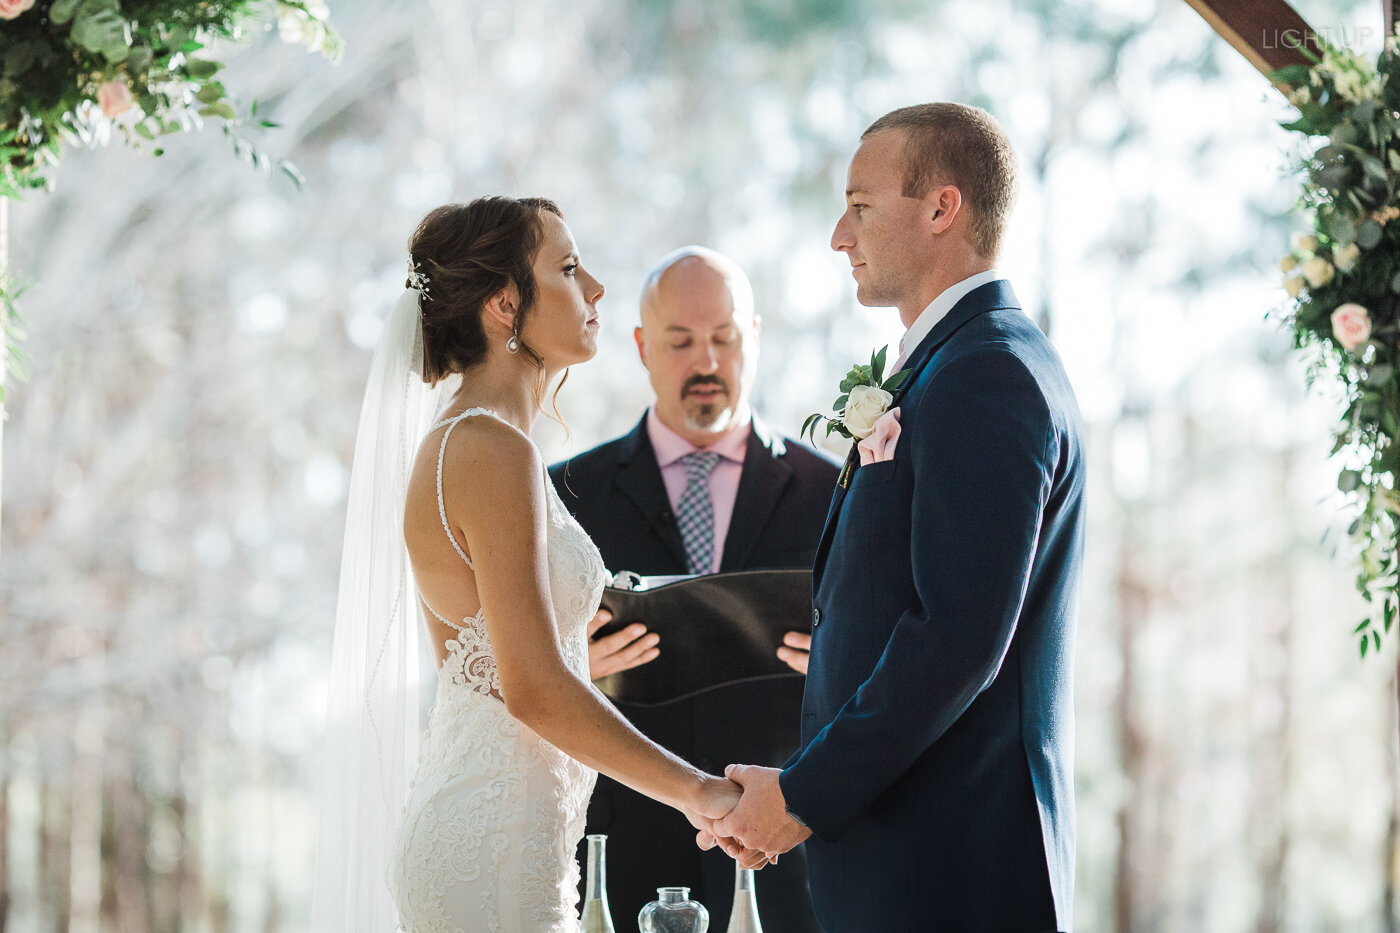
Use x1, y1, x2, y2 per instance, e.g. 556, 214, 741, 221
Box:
708, 103, 1085, 932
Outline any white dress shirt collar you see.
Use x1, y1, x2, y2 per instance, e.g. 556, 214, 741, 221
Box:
896, 269, 1006, 366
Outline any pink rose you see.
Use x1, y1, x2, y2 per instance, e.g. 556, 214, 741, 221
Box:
0, 0, 36, 20
857, 407, 901, 466
97, 80, 134, 119
1331, 302, 1372, 351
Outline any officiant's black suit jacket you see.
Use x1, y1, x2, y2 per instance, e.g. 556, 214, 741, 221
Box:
549, 412, 838, 933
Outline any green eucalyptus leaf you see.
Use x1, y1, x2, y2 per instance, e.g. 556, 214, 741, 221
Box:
126, 45, 151, 73
101, 40, 130, 64
134, 123, 154, 141
72, 10, 131, 57
185, 58, 224, 80
1357, 617, 1374, 634
195, 82, 225, 104
198, 103, 237, 121
1362, 633, 1370, 658
1330, 213, 1358, 246
1339, 469, 1363, 492
4, 42, 41, 79
49, 0, 84, 24
1359, 219, 1385, 249
833, 393, 849, 411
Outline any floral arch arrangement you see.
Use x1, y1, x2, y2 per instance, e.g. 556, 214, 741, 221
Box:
0, 0, 340, 397
1277, 33, 1400, 656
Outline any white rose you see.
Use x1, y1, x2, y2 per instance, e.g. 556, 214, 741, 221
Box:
1280, 255, 1299, 273
1283, 275, 1306, 298
1334, 243, 1362, 272
843, 384, 893, 439
1301, 256, 1335, 288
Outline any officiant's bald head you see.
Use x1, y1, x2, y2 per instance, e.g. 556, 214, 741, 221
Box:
635, 247, 761, 448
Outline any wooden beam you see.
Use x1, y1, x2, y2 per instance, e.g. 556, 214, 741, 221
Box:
1181, 0, 1314, 83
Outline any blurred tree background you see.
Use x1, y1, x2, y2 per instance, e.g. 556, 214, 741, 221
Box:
2, 0, 1396, 929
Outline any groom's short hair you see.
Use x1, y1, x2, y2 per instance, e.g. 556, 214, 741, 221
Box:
864, 103, 1017, 259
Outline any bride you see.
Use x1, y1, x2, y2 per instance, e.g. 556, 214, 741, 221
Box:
310, 197, 765, 932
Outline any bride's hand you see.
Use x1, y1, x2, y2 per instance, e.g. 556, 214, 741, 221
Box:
684, 776, 775, 870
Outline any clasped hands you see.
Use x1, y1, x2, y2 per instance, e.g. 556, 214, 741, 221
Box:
687, 765, 812, 871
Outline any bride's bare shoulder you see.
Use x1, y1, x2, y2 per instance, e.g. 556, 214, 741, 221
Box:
436, 412, 544, 496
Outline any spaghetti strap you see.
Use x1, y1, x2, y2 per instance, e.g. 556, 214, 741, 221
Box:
421, 596, 483, 634
431, 407, 507, 570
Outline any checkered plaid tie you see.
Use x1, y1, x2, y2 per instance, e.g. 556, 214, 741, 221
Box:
677, 450, 722, 575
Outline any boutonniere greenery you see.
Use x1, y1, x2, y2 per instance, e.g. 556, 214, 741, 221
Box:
803, 346, 911, 483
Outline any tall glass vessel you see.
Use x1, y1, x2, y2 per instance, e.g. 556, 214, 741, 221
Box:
724, 865, 762, 933
581, 834, 616, 933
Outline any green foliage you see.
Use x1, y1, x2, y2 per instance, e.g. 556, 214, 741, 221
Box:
802, 344, 911, 446
0, 0, 341, 199
0, 271, 29, 404
1273, 34, 1400, 657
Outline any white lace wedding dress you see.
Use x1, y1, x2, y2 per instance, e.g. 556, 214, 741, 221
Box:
389, 409, 609, 933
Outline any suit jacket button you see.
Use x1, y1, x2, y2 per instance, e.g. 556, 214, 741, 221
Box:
812, 608, 821, 627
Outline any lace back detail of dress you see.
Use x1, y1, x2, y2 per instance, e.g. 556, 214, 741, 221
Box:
421, 407, 607, 703
422, 407, 504, 702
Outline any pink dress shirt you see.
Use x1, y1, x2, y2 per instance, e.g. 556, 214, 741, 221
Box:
646, 405, 751, 574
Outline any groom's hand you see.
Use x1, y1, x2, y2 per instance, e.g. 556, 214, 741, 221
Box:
712, 764, 811, 857
587, 609, 660, 680
776, 631, 810, 675
683, 784, 775, 871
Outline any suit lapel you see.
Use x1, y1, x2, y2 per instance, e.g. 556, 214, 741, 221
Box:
719, 415, 794, 571
810, 280, 1023, 591
613, 416, 689, 568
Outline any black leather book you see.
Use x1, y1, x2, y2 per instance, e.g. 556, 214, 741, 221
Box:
594, 568, 812, 706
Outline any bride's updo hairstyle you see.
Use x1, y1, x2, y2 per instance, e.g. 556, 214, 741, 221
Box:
409, 195, 562, 385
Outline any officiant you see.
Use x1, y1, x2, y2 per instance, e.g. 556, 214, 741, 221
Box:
549, 247, 837, 931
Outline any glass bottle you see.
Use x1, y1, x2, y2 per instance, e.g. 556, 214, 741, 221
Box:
580, 834, 616, 933
637, 886, 709, 933
724, 865, 762, 933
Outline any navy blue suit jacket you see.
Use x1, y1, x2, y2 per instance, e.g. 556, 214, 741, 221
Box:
780, 281, 1084, 932
550, 414, 838, 932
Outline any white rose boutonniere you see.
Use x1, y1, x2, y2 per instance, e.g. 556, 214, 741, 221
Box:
843, 384, 893, 438
804, 345, 911, 486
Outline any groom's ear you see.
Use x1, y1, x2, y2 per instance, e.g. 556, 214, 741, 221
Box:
925, 184, 962, 236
